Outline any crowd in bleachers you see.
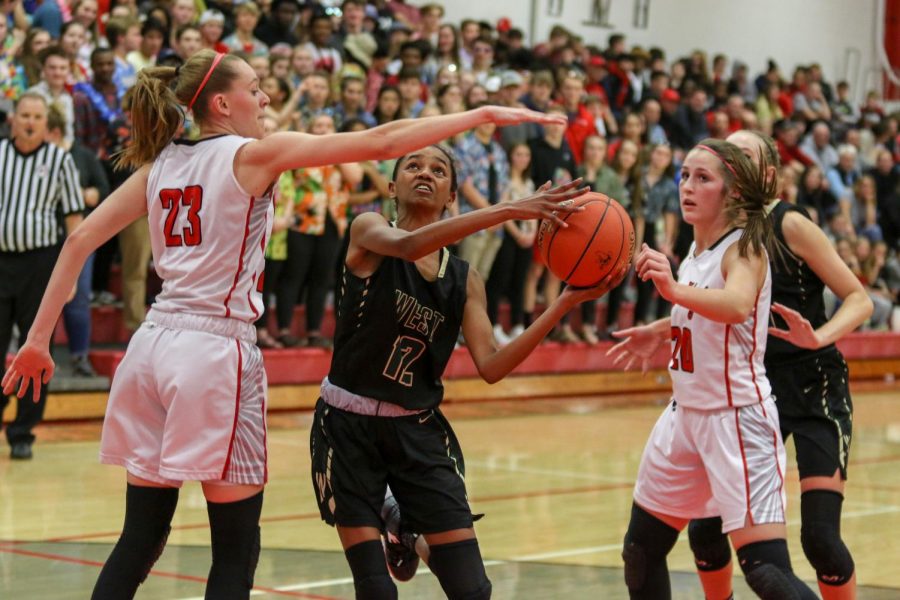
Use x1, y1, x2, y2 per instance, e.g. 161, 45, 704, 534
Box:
3, 0, 900, 359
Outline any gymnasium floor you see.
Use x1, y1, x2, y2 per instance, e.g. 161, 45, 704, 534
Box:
2, 385, 900, 599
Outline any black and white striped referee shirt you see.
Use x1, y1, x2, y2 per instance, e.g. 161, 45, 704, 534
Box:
0, 139, 84, 253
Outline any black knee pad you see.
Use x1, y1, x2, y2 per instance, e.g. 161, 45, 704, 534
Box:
427, 539, 492, 600
800, 490, 855, 586
206, 492, 264, 599
687, 517, 731, 572
345, 540, 397, 600
621, 504, 679, 594
737, 540, 818, 600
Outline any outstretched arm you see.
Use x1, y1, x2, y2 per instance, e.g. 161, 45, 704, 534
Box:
347, 180, 585, 268
240, 106, 566, 193
2, 166, 151, 399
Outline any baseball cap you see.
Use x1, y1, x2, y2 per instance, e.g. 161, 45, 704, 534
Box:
661, 88, 680, 103
500, 70, 524, 88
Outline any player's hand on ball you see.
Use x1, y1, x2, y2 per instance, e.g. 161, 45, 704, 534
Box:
2, 341, 55, 401
606, 323, 666, 374
636, 243, 677, 301
510, 178, 587, 226
560, 264, 630, 305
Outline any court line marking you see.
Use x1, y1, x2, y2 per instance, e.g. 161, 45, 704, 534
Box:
0, 546, 339, 599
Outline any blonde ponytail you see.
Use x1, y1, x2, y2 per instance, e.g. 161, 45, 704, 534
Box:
114, 66, 181, 171
114, 50, 241, 171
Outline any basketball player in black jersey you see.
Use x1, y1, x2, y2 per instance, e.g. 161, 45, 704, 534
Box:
310, 145, 625, 600
686, 131, 873, 600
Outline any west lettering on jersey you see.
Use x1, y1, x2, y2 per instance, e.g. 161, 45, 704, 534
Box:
394, 289, 446, 342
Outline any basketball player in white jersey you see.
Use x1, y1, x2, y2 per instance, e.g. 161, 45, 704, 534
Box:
686, 131, 872, 600
607, 138, 818, 599
1, 49, 572, 599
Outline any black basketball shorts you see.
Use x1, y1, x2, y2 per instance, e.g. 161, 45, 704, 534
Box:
310, 398, 476, 534
767, 347, 853, 480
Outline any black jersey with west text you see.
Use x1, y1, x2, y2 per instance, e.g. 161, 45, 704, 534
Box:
327, 248, 468, 410
766, 201, 833, 360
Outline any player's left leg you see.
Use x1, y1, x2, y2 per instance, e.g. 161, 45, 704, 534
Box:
422, 528, 491, 600
800, 474, 855, 600
688, 517, 734, 600
202, 482, 265, 600
91, 475, 180, 600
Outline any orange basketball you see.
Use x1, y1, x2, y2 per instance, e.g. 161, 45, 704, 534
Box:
537, 192, 636, 287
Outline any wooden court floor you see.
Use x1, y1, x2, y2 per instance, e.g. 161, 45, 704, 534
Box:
2, 384, 900, 599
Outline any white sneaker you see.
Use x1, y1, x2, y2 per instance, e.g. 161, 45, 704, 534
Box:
493, 324, 510, 345
508, 324, 525, 339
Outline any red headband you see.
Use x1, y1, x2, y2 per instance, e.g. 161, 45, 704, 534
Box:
695, 144, 738, 178
187, 52, 226, 112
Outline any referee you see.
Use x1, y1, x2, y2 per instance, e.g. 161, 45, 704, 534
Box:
0, 93, 84, 459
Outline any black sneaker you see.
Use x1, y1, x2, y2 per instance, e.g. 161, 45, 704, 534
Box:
10, 441, 32, 460
72, 355, 98, 377
381, 495, 420, 582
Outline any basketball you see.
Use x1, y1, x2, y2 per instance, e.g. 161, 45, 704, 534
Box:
537, 192, 636, 287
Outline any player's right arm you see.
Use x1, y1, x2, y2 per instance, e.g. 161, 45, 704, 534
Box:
345, 180, 585, 271
236, 106, 568, 196
1, 166, 151, 399
769, 210, 873, 348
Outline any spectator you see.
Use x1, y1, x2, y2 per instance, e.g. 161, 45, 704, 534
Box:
486, 142, 536, 344
559, 72, 597, 165
792, 81, 832, 124
396, 67, 425, 117
174, 24, 203, 61
852, 174, 883, 242
275, 114, 361, 348
15, 28, 51, 90
454, 105, 510, 279
658, 87, 691, 150
105, 17, 140, 91
773, 118, 813, 171
372, 84, 402, 124
522, 106, 577, 340
290, 43, 316, 86
169, 0, 197, 46
304, 11, 342, 75
0, 93, 84, 459
197, 10, 227, 54
635, 143, 679, 324
584, 93, 618, 139
796, 164, 838, 225
28, 46, 75, 146
827, 143, 862, 231
46, 105, 107, 377
673, 87, 709, 146
333, 75, 376, 128
261, 74, 299, 130
59, 21, 89, 85
254, 0, 301, 47
222, 2, 268, 57
754, 80, 784, 135
800, 120, 839, 171
297, 70, 333, 128
432, 23, 462, 72
573, 134, 629, 342
832, 81, 860, 130
126, 17, 165, 72
31, 0, 63, 38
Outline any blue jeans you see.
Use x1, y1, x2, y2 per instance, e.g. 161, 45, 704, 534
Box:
62, 253, 94, 356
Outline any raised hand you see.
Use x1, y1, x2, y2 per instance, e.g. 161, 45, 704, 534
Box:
486, 106, 568, 128
635, 243, 677, 301
1, 341, 55, 401
508, 178, 587, 226
768, 302, 821, 349
606, 323, 667, 374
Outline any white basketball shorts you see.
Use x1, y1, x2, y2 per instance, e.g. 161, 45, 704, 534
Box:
633, 397, 787, 533
99, 309, 268, 486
